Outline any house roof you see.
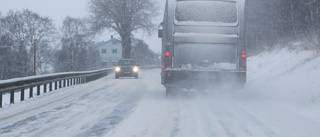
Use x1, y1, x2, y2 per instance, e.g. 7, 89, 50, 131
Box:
95, 37, 121, 48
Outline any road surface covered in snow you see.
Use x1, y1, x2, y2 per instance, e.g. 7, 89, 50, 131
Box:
0, 48, 320, 137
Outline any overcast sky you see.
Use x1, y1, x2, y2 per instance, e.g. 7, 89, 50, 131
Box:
0, 0, 164, 52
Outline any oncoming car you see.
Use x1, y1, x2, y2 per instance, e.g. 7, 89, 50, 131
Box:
115, 59, 139, 79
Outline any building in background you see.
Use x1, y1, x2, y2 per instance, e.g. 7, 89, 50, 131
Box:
95, 36, 122, 68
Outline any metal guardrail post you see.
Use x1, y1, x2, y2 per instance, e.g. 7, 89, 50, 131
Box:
50, 82, 52, 92
10, 90, 14, 104
30, 87, 33, 98
37, 85, 41, 96
44, 84, 47, 93
59, 80, 62, 88
55, 81, 58, 90
21, 88, 25, 101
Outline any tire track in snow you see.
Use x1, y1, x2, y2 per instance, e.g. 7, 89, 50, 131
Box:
77, 81, 144, 137
232, 101, 320, 137
203, 95, 277, 137
205, 100, 238, 137
172, 96, 222, 137
213, 107, 254, 137
170, 104, 180, 137
231, 104, 277, 137
30, 78, 133, 137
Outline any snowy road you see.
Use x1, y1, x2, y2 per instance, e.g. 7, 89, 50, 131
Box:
0, 69, 319, 137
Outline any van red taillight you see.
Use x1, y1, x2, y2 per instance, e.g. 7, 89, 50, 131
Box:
164, 45, 171, 68
241, 47, 247, 70
168, 71, 171, 76
165, 52, 170, 56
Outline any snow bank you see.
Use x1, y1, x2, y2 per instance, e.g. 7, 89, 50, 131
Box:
246, 47, 320, 107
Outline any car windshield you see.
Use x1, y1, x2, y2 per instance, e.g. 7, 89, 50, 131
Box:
118, 60, 136, 66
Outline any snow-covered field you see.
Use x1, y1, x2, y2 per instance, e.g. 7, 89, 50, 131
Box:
0, 48, 319, 137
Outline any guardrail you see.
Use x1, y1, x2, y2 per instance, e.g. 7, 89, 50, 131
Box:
0, 66, 161, 108
0, 68, 114, 108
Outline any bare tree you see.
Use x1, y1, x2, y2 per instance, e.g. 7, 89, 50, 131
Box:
36, 41, 54, 74
62, 17, 88, 71
88, 0, 158, 58
55, 17, 100, 72
21, 10, 56, 74
1, 9, 57, 77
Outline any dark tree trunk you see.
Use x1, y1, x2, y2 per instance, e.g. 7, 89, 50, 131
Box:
121, 33, 131, 59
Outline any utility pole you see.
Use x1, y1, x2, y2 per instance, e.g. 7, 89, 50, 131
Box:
34, 39, 36, 76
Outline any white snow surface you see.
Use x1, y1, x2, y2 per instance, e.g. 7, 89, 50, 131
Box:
0, 48, 320, 137
247, 48, 320, 106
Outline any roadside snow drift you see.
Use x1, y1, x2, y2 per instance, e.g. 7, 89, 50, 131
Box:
246, 48, 320, 106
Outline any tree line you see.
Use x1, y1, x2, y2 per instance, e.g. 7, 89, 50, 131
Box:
0, 9, 56, 79
246, 0, 320, 53
0, 10, 105, 80
0, 0, 159, 80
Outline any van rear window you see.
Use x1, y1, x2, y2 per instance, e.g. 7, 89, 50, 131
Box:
175, 1, 237, 24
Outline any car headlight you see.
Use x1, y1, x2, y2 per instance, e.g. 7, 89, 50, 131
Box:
115, 67, 121, 72
133, 66, 139, 72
